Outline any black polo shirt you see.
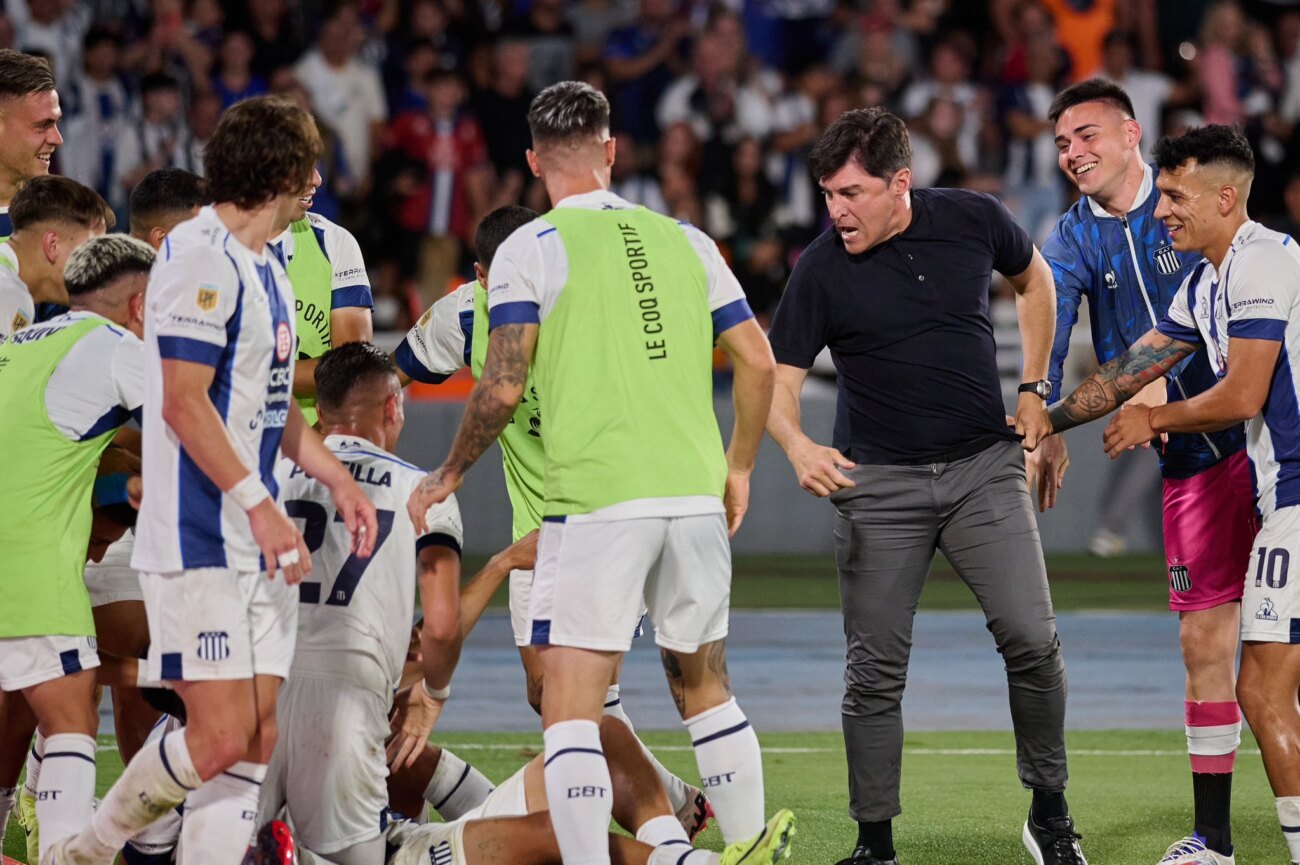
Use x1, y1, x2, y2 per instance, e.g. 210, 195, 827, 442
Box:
769, 187, 1034, 465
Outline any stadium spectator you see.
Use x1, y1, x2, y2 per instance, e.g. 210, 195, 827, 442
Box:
294, 3, 387, 190
471, 38, 534, 183
184, 90, 221, 175
211, 30, 268, 110
1097, 30, 1177, 160
9, 0, 91, 80
1039, 0, 1117, 81
767, 107, 1082, 865
1000, 34, 1067, 242
385, 67, 491, 303
504, 0, 576, 95
900, 38, 986, 170
59, 27, 130, 206
608, 127, 667, 213
110, 73, 188, 211
245, 0, 306, 79
602, 0, 689, 142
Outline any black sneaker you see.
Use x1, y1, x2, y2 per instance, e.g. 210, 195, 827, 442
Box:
835, 845, 899, 865
1022, 812, 1087, 865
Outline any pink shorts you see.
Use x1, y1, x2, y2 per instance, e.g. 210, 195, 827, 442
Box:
1163, 450, 1259, 611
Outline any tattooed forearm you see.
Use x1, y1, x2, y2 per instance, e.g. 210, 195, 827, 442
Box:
444, 324, 531, 475
1049, 333, 1196, 433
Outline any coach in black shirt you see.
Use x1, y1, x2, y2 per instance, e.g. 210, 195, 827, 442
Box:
768, 108, 1085, 865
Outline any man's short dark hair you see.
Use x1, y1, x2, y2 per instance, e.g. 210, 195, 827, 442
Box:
203, 96, 322, 210
130, 168, 210, 231
1047, 78, 1136, 124
1153, 125, 1255, 177
0, 50, 54, 101
83, 26, 121, 55
527, 81, 610, 146
11, 175, 114, 232
65, 235, 155, 296
316, 342, 398, 414
475, 205, 538, 268
807, 107, 911, 182
140, 72, 179, 97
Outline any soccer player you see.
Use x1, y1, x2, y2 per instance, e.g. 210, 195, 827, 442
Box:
0, 49, 63, 240
0, 234, 155, 858
45, 95, 379, 865
268, 166, 373, 427
349, 716, 795, 865
0, 175, 111, 338
396, 203, 713, 836
1035, 80, 1255, 865
260, 342, 469, 865
1047, 125, 1300, 865
129, 167, 210, 249
407, 81, 784, 865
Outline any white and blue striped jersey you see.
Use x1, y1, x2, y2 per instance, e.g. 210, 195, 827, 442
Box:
1157, 220, 1300, 517
132, 206, 298, 574
276, 435, 462, 695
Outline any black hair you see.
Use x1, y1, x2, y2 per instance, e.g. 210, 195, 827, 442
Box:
475, 205, 539, 269
1048, 78, 1135, 124
527, 81, 610, 146
315, 342, 398, 414
807, 107, 911, 182
1153, 124, 1255, 176
140, 72, 179, 96
11, 175, 115, 232
129, 168, 210, 231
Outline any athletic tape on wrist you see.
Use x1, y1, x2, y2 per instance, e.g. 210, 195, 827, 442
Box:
422, 680, 450, 701
229, 474, 271, 512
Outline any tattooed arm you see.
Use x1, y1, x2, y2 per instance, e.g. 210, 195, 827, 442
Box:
407, 323, 538, 532
1047, 328, 1199, 434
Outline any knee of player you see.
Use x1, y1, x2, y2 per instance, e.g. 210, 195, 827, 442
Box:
1235, 670, 1272, 720
189, 723, 261, 775
526, 679, 544, 716
997, 632, 1064, 675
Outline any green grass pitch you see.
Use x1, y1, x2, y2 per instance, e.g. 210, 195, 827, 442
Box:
4, 556, 1250, 864
4, 728, 1288, 865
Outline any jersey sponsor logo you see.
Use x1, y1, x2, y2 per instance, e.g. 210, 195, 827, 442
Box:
276, 321, 292, 361
417, 308, 432, 328
1169, 564, 1191, 593
1103, 271, 1117, 290
1257, 598, 1279, 621
11, 310, 27, 331
1230, 297, 1275, 311
196, 630, 231, 661
1153, 244, 1180, 275
196, 284, 219, 312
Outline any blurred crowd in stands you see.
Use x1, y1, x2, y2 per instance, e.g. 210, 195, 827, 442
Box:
15, 0, 1300, 329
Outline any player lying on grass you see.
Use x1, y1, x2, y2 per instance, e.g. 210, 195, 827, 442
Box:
1047, 125, 1300, 865
297, 716, 795, 865
394, 203, 713, 839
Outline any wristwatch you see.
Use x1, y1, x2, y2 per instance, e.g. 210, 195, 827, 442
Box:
1018, 380, 1052, 400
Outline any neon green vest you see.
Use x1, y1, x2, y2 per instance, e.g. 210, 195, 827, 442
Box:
286, 218, 332, 426
533, 207, 726, 516
0, 316, 114, 638
471, 284, 545, 540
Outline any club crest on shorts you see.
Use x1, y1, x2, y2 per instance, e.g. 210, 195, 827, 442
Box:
197, 630, 231, 661
196, 284, 219, 312
1257, 598, 1279, 622
276, 321, 292, 362
1168, 564, 1191, 593
1153, 244, 1180, 275
430, 841, 453, 865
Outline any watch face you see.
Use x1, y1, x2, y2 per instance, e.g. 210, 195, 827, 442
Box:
1037, 381, 1051, 399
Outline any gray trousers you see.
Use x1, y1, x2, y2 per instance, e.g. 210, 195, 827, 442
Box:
830, 440, 1068, 821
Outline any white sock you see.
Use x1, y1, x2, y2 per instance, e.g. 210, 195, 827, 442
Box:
83, 729, 200, 858
424, 748, 495, 821
543, 720, 613, 865
179, 761, 265, 865
604, 686, 693, 814
36, 734, 97, 858
636, 814, 689, 847
0, 785, 16, 835
685, 698, 764, 843
1277, 796, 1300, 863
23, 731, 45, 797
647, 845, 718, 865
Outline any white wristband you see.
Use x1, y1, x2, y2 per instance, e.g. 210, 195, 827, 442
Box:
229, 474, 271, 512
422, 680, 450, 701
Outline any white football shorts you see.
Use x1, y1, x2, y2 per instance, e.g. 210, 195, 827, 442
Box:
84, 533, 143, 607
139, 567, 297, 681
260, 676, 390, 853
1242, 505, 1300, 643
0, 634, 99, 691
528, 513, 731, 653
